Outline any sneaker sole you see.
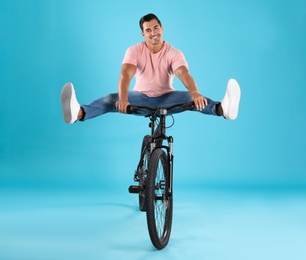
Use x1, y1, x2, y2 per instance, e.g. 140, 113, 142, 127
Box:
60, 83, 74, 123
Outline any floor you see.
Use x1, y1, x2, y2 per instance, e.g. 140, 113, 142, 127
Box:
0, 186, 305, 260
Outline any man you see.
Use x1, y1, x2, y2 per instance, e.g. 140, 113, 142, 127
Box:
60, 13, 241, 123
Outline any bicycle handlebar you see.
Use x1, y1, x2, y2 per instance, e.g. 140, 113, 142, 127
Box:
127, 102, 196, 115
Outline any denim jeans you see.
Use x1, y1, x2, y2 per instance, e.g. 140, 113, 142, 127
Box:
81, 91, 220, 120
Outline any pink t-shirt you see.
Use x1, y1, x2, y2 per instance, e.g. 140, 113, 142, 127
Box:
122, 42, 188, 97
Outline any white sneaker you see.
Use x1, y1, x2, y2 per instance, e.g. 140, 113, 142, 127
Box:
221, 78, 241, 120
60, 82, 80, 124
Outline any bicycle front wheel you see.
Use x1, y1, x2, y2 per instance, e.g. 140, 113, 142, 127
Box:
145, 148, 172, 250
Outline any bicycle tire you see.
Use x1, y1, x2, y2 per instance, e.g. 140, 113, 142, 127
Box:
138, 135, 151, 211
145, 148, 172, 250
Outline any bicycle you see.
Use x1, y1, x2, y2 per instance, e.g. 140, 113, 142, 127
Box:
128, 101, 195, 250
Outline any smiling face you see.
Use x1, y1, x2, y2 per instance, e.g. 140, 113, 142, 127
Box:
141, 19, 164, 48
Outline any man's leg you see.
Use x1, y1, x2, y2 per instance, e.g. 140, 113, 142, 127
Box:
82, 91, 152, 120
60, 83, 154, 123
81, 93, 118, 120
157, 78, 241, 119
60, 82, 119, 123
157, 91, 220, 116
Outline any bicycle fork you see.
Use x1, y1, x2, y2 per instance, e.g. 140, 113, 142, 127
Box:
167, 136, 174, 199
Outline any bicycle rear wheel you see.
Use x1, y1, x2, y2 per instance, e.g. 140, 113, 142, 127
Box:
138, 135, 151, 211
145, 148, 172, 250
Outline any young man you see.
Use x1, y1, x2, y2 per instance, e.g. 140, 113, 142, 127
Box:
60, 13, 241, 123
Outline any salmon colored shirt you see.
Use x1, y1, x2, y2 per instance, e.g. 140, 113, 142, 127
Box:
122, 41, 188, 97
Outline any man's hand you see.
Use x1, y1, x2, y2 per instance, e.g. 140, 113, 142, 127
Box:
191, 92, 208, 111
116, 99, 130, 113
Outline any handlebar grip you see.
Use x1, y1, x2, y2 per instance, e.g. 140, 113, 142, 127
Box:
126, 105, 138, 114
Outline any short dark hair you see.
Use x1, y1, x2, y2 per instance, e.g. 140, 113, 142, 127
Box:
139, 13, 162, 31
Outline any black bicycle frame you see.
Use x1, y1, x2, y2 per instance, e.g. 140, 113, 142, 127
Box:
128, 102, 195, 196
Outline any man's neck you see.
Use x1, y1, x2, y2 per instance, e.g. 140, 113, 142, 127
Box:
145, 41, 165, 54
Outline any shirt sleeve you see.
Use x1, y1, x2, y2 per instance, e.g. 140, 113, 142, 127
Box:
170, 48, 188, 72
122, 45, 138, 66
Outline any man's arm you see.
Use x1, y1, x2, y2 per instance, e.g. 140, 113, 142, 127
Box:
175, 65, 208, 110
116, 63, 137, 113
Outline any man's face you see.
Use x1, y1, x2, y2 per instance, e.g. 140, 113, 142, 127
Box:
141, 19, 163, 45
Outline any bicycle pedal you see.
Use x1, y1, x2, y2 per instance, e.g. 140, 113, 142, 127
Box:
128, 185, 140, 194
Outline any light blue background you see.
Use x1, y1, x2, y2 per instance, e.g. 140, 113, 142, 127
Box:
1, 1, 306, 259
1, 0, 305, 189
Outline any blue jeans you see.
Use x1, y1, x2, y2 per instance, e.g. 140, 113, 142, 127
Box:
81, 91, 220, 120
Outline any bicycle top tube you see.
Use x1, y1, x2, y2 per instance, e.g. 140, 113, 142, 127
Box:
127, 102, 195, 116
